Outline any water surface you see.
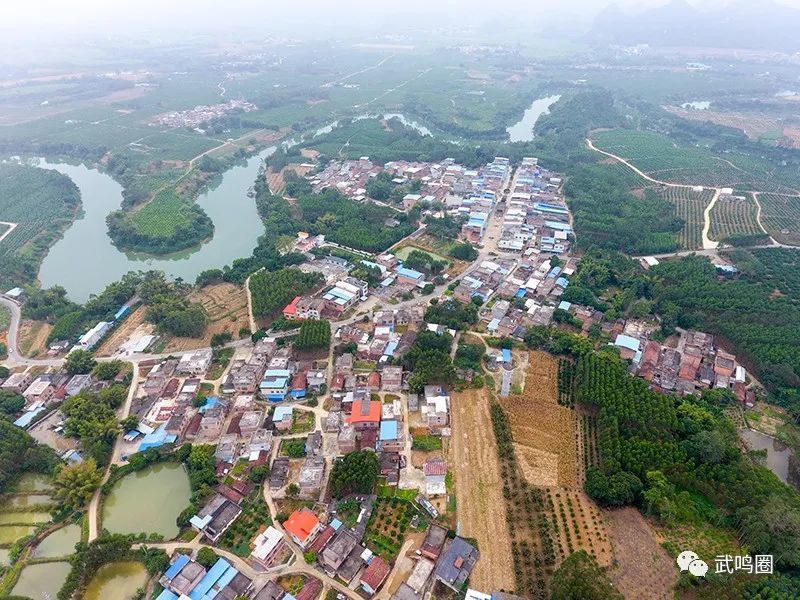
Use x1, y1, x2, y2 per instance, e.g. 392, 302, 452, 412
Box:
12, 561, 71, 600
0, 525, 35, 544
33, 523, 81, 558
84, 561, 148, 600
102, 462, 190, 538
740, 428, 793, 484
37, 148, 275, 302
506, 95, 562, 142
0, 512, 51, 524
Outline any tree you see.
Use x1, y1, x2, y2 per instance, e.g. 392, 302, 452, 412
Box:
286, 483, 300, 498
304, 550, 318, 563
0, 365, 9, 379
65, 349, 97, 375
120, 415, 139, 431
330, 451, 380, 498
449, 242, 478, 261
53, 459, 102, 511
196, 547, 218, 568
92, 360, 124, 381
0, 390, 25, 416
551, 550, 623, 600
210, 331, 233, 347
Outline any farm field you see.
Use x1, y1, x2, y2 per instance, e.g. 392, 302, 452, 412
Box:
655, 186, 710, 250
708, 193, 763, 242
543, 488, 612, 568
500, 351, 576, 488
163, 283, 249, 352
664, 106, 785, 142
605, 508, 678, 600
130, 188, 193, 236
592, 129, 800, 193
449, 387, 516, 592
0, 162, 81, 287
757, 192, 800, 245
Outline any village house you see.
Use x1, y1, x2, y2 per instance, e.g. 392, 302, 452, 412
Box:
271, 406, 294, 431
421, 386, 449, 427
381, 366, 403, 391
189, 493, 242, 543
320, 529, 359, 574
378, 420, 403, 453
215, 434, 240, 464
269, 457, 290, 490
360, 556, 391, 596
347, 399, 381, 430
434, 537, 479, 591
1, 372, 33, 394
22, 378, 54, 405
421, 524, 448, 560
250, 526, 286, 569
298, 456, 326, 497
423, 459, 447, 496
176, 349, 213, 376
247, 428, 273, 455
283, 508, 321, 549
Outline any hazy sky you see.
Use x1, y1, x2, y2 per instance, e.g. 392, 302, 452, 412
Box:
5, 0, 799, 34
2, 0, 799, 50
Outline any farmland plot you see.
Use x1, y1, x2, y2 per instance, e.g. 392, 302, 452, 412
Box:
758, 193, 800, 245
500, 352, 576, 487
656, 187, 710, 250
449, 387, 515, 591
708, 192, 763, 241
164, 283, 249, 352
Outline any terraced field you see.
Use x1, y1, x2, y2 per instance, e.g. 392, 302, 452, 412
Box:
708, 193, 763, 242
758, 193, 800, 245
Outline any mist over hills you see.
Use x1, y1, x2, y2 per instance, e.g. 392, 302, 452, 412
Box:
591, 0, 800, 52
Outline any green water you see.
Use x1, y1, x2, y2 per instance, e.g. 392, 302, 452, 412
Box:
84, 561, 148, 600
12, 561, 70, 599
10, 473, 52, 492
37, 148, 274, 302
2, 493, 53, 508
0, 511, 51, 524
102, 462, 191, 538
33, 523, 81, 558
0, 525, 36, 543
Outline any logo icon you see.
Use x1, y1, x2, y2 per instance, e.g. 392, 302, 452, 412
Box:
677, 550, 708, 577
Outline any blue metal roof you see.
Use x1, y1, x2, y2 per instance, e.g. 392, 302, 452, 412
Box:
558, 301, 572, 311
156, 590, 179, 600
487, 318, 500, 331
273, 406, 294, 420
199, 397, 221, 414
13, 407, 45, 428
396, 267, 423, 280
383, 340, 399, 357
614, 334, 641, 352
501, 349, 512, 363
555, 277, 569, 288
165, 554, 190, 579
138, 424, 177, 452
188, 558, 234, 600
379, 420, 399, 441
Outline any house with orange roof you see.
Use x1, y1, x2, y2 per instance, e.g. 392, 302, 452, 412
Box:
282, 296, 301, 320
283, 508, 321, 549
346, 399, 382, 431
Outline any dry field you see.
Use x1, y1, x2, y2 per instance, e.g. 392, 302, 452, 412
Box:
266, 164, 315, 195
449, 387, 516, 591
606, 507, 678, 600
544, 488, 613, 568
664, 106, 781, 140
500, 351, 577, 488
95, 305, 150, 356
163, 283, 248, 352
17, 320, 52, 358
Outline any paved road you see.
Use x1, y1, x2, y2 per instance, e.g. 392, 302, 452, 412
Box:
0, 296, 23, 365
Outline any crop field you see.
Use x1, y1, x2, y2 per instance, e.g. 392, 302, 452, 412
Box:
593, 129, 800, 192
655, 186, 710, 250
164, 283, 249, 352
543, 488, 612, 567
131, 188, 191, 236
500, 352, 577, 488
708, 193, 763, 241
449, 387, 516, 592
757, 193, 800, 245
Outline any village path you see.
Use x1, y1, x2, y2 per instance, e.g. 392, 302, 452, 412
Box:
0, 220, 17, 243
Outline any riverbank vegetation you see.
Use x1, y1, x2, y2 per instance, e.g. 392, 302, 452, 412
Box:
0, 163, 81, 289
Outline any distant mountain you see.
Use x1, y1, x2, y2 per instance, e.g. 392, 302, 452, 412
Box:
591, 0, 800, 53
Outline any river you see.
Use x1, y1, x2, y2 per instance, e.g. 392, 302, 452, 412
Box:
102, 462, 191, 539
36, 148, 276, 302
506, 94, 562, 142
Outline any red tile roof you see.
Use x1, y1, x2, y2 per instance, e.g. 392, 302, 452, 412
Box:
423, 459, 448, 477
308, 525, 335, 553
283, 508, 320, 542
361, 556, 390, 590
283, 296, 301, 316
347, 400, 381, 424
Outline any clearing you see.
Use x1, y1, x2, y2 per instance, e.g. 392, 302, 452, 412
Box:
17, 320, 52, 358
500, 351, 576, 487
164, 283, 249, 352
605, 507, 678, 600
449, 387, 515, 591
95, 306, 150, 356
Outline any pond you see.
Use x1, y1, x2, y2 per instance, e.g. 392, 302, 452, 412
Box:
0, 525, 35, 544
84, 561, 148, 600
12, 561, 71, 600
740, 428, 795, 484
102, 462, 191, 539
0, 547, 9, 566
2, 493, 52, 508
36, 147, 276, 302
506, 94, 562, 142
33, 523, 81, 558
0, 512, 51, 524
10, 473, 52, 493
